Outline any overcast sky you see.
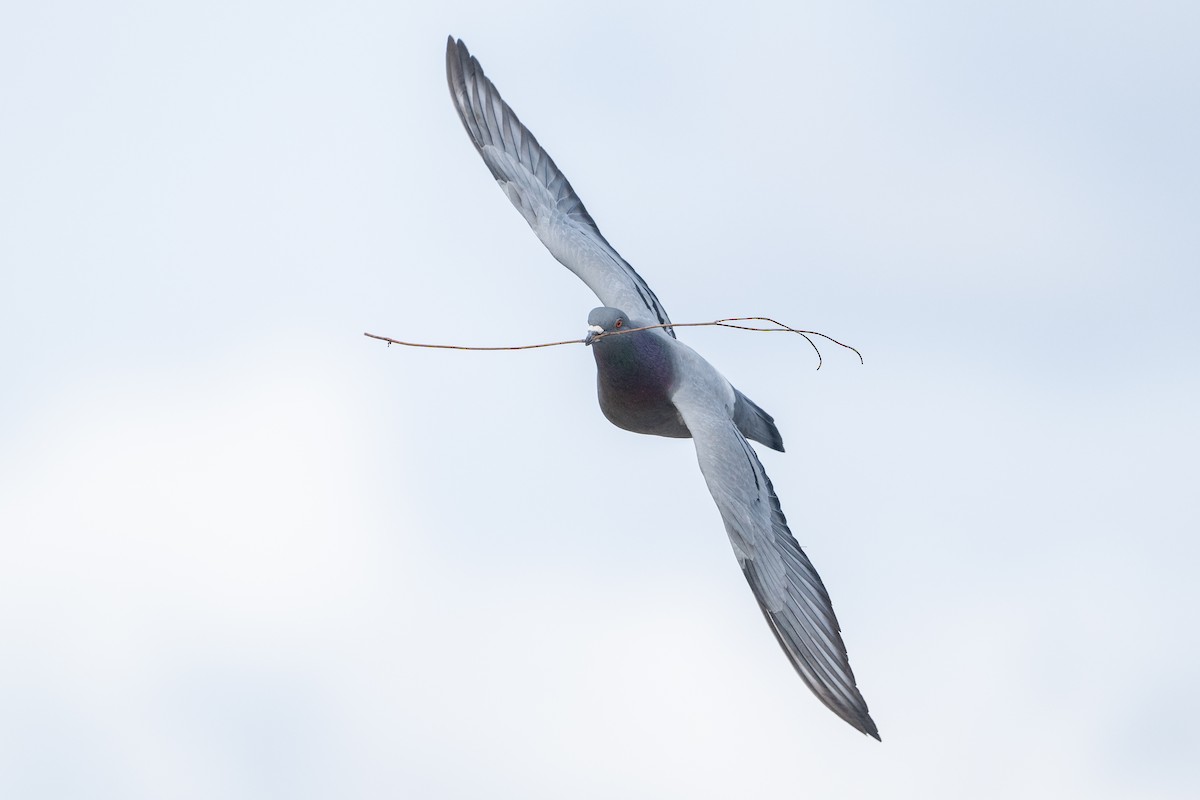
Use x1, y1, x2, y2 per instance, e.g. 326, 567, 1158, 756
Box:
2, 1, 1198, 798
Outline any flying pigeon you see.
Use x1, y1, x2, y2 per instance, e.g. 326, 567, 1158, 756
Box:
444, 36, 879, 740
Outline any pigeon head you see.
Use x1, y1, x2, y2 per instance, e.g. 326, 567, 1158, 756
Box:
584, 307, 629, 346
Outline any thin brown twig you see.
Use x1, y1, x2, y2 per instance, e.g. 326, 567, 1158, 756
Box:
363, 316, 862, 369
363, 331, 584, 350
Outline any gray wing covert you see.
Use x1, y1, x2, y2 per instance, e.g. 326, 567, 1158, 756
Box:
673, 386, 879, 739
445, 37, 674, 335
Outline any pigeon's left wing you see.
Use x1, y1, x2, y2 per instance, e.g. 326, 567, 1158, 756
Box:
446, 37, 673, 335
672, 378, 879, 739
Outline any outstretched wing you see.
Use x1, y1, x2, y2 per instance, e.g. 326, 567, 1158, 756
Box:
445, 36, 674, 335
673, 380, 879, 739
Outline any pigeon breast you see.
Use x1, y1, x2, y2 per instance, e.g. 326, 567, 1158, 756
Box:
592, 331, 690, 440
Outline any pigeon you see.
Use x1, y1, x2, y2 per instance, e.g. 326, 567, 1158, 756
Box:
445, 36, 879, 740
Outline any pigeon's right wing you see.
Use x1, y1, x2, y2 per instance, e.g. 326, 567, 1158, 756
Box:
446, 37, 674, 335
672, 378, 879, 739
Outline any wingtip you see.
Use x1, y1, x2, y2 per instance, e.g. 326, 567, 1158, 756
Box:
838, 706, 880, 740
445, 36, 458, 82
854, 709, 881, 741
446, 36, 468, 72
864, 719, 882, 741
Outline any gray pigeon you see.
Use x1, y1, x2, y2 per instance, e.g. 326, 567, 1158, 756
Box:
445, 36, 879, 740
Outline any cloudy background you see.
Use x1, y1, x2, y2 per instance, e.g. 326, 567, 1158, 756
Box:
2, 1, 1197, 797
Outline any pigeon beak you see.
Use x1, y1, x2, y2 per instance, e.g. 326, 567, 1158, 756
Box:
584, 324, 604, 346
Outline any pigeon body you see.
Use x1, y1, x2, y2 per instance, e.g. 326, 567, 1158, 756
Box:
445, 36, 879, 740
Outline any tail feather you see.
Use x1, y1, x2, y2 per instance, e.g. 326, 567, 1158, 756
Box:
734, 389, 785, 452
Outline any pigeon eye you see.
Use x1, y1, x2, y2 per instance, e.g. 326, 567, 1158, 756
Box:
615, 319, 623, 329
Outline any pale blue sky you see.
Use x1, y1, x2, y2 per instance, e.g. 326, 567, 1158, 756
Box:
2, 2, 1198, 798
